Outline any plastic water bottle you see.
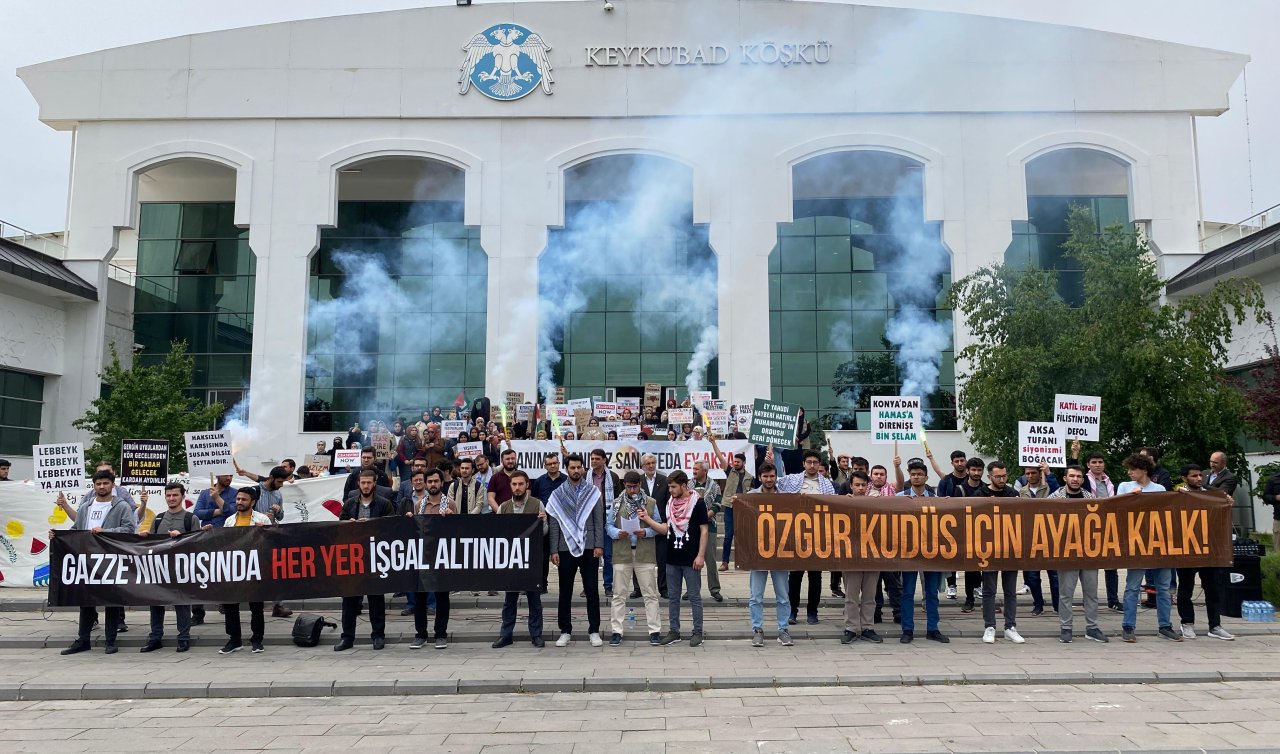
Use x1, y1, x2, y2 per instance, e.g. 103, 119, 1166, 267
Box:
1245, 601, 1257, 622
627, 608, 636, 624
1265, 603, 1276, 623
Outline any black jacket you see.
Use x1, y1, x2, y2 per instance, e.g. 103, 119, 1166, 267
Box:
343, 468, 393, 498
1262, 473, 1280, 521
340, 492, 396, 520
976, 485, 1019, 498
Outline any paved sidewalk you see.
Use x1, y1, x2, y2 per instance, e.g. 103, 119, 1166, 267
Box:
2, 681, 1279, 752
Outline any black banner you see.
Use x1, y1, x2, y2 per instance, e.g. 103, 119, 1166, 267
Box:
49, 515, 543, 607
119, 438, 169, 486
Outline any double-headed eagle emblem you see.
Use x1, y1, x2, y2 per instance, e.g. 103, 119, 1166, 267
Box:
459, 25, 554, 100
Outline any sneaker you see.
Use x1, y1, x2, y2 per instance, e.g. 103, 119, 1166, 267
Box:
410, 637, 427, 649
649, 632, 662, 646
1158, 626, 1182, 642
1004, 627, 1025, 644
1108, 602, 1123, 612
272, 606, 293, 618
435, 636, 449, 649
925, 630, 949, 643
857, 629, 880, 643
219, 641, 242, 655
973, 587, 984, 598
751, 629, 765, 647
841, 629, 857, 644
400, 608, 413, 616
831, 587, 845, 597
777, 630, 793, 646
589, 633, 604, 647
1086, 627, 1110, 643
1121, 627, 1136, 643
1180, 623, 1197, 640
1016, 585, 1031, 595
660, 631, 682, 646
251, 640, 264, 653
1208, 626, 1235, 641
104, 644, 118, 655
629, 590, 641, 599
555, 633, 572, 647
961, 598, 974, 613
946, 585, 957, 599
609, 633, 622, 647
787, 615, 797, 625
982, 627, 996, 644
1030, 607, 1044, 617
712, 592, 724, 603
806, 612, 819, 625
1060, 629, 1072, 643
689, 632, 704, 647
899, 631, 913, 644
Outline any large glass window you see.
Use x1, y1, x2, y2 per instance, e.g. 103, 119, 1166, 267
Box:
1007, 149, 1131, 306
134, 202, 254, 399
770, 152, 955, 430
539, 155, 717, 401
0, 368, 44, 455
304, 201, 487, 432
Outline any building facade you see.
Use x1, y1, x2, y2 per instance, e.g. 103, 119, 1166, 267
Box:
12, 0, 1247, 474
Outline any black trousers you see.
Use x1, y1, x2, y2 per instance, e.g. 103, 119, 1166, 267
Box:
875, 572, 903, 618
789, 570, 822, 616
223, 602, 264, 644
341, 594, 386, 641
963, 571, 981, 599
413, 592, 450, 639
78, 606, 123, 644
1176, 567, 1225, 629
557, 551, 601, 634
541, 532, 552, 590
655, 534, 669, 595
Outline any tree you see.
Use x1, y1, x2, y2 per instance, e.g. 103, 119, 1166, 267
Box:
1242, 313, 1280, 447
949, 206, 1265, 476
73, 341, 225, 473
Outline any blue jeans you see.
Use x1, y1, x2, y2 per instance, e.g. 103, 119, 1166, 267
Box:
666, 564, 703, 634
722, 508, 735, 563
1123, 568, 1172, 629
749, 570, 790, 632
900, 572, 941, 633
405, 592, 436, 611
603, 538, 614, 591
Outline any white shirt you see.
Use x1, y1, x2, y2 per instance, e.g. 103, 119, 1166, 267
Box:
87, 500, 112, 527
800, 475, 820, 495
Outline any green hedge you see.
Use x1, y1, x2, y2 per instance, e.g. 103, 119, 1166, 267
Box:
1262, 553, 1280, 608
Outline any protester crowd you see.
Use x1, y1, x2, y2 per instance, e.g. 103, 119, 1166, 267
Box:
42, 395, 1254, 656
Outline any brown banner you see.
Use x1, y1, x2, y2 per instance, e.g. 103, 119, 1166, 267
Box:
732, 492, 1233, 571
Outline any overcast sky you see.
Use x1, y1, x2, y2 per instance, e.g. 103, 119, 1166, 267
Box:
2, 0, 1276, 233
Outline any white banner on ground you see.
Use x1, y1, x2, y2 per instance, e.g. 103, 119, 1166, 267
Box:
508, 440, 753, 480
1017, 422, 1067, 467
32, 443, 85, 493
1053, 394, 1101, 442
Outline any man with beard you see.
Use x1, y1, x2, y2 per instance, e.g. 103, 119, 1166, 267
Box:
1051, 465, 1109, 644
547, 455, 605, 648
740, 463, 793, 646
334, 470, 395, 651
1175, 464, 1234, 641
493, 470, 547, 648
219, 486, 272, 655
839, 471, 883, 645
606, 471, 662, 646
403, 469, 455, 649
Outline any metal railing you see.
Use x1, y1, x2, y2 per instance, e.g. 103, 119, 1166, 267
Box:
1200, 203, 1280, 253
1, 219, 66, 258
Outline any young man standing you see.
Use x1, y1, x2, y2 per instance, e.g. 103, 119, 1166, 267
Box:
448, 458, 487, 516
641, 470, 708, 647
531, 453, 567, 594
588, 449, 622, 597
777, 450, 836, 624
547, 455, 606, 647
1175, 465, 1234, 641
741, 463, 792, 646
840, 471, 883, 645
141, 482, 209, 653
896, 460, 948, 644
1118, 454, 1179, 642
957, 457, 986, 614
688, 460, 724, 602
57, 470, 137, 655
1019, 463, 1059, 616
403, 469, 455, 649
974, 461, 1022, 644
639, 453, 671, 599
1079, 449, 1122, 612
335, 469, 396, 651
219, 486, 272, 654
493, 470, 547, 648
607, 471, 662, 646
1050, 465, 1108, 643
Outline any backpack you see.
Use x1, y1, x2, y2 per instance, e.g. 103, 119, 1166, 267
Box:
149, 511, 197, 534
291, 613, 338, 647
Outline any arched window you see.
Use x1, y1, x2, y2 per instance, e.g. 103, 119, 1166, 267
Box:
770, 151, 955, 429
304, 157, 487, 432
539, 154, 717, 402
1007, 148, 1131, 306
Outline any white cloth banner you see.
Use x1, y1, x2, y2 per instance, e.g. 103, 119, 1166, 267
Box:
506, 440, 753, 480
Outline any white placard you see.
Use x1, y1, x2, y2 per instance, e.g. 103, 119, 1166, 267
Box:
594, 401, 618, 418
1017, 422, 1067, 468
183, 430, 235, 477
734, 404, 754, 430
691, 391, 713, 410
617, 397, 640, 410
33, 442, 85, 492
870, 396, 922, 445
1053, 394, 1101, 442
333, 449, 362, 468
441, 420, 468, 439
706, 399, 726, 411
668, 408, 694, 424
600, 421, 624, 436
567, 398, 592, 412
550, 404, 573, 419
516, 403, 534, 421
706, 409, 730, 436
455, 441, 484, 460
616, 425, 642, 440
